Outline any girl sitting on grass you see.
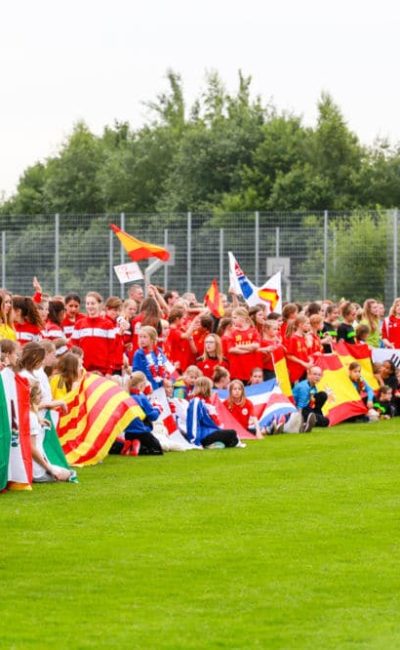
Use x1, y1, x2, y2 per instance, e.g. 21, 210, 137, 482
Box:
186, 376, 244, 449
348, 361, 379, 422
224, 379, 262, 438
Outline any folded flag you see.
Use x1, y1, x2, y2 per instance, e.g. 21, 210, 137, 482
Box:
57, 373, 145, 466
0, 368, 32, 491
315, 354, 368, 426
204, 278, 225, 318
110, 224, 170, 263
334, 341, 379, 390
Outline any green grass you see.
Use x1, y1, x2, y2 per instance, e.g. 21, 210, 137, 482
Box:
2, 421, 400, 649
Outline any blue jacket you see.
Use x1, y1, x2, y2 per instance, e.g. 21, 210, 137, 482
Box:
293, 380, 316, 409
125, 392, 160, 438
186, 398, 219, 446
132, 347, 170, 390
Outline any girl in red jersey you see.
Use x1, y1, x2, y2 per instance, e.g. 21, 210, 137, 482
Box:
62, 293, 84, 339
224, 379, 262, 438
165, 307, 199, 373
285, 314, 313, 385
196, 333, 228, 379
258, 319, 283, 381
104, 296, 129, 375
130, 297, 162, 355
225, 307, 261, 383
12, 296, 44, 346
45, 300, 66, 341
280, 303, 299, 341
308, 314, 324, 358
70, 292, 116, 375
382, 298, 400, 349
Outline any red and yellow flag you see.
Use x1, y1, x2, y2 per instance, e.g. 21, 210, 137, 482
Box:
334, 341, 379, 391
272, 346, 293, 400
315, 354, 367, 426
58, 373, 145, 466
204, 279, 224, 318
110, 224, 170, 263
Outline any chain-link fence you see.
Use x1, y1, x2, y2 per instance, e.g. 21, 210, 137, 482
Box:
0, 210, 398, 305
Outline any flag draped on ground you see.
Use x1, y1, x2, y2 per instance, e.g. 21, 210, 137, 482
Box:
110, 224, 170, 263
228, 252, 282, 313
204, 279, 225, 318
0, 369, 32, 491
57, 373, 145, 466
334, 341, 379, 390
315, 354, 367, 426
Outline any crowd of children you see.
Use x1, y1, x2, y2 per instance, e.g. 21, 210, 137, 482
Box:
1, 279, 399, 487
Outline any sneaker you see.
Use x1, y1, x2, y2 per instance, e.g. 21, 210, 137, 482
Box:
129, 440, 141, 456
121, 439, 133, 455
302, 413, 316, 433
274, 415, 286, 434
207, 441, 226, 449
236, 441, 247, 448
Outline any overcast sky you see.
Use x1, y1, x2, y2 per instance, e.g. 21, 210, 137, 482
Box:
1, 0, 399, 198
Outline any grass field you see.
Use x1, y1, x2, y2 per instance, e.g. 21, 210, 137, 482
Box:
2, 421, 400, 649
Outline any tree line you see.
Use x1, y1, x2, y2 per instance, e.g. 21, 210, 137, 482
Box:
2, 70, 400, 218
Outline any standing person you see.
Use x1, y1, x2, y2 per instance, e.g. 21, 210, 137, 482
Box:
258, 319, 282, 381
62, 293, 84, 339
280, 303, 298, 341
336, 302, 357, 345
0, 290, 16, 341
165, 307, 199, 373
196, 334, 228, 379
12, 296, 43, 345
45, 300, 66, 341
360, 299, 390, 349
130, 297, 162, 355
133, 325, 174, 391
224, 379, 262, 438
104, 296, 129, 376
285, 315, 313, 385
186, 377, 243, 449
225, 308, 261, 383
70, 292, 116, 375
292, 366, 329, 430
381, 298, 400, 349
128, 284, 144, 306
321, 304, 339, 352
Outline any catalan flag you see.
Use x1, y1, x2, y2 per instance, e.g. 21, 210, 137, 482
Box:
315, 354, 367, 426
110, 224, 170, 263
204, 278, 225, 318
334, 341, 379, 391
57, 373, 145, 466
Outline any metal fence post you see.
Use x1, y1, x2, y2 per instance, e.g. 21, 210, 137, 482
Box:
323, 210, 328, 299
219, 228, 224, 292
109, 229, 114, 297
120, 212, 125, 298
393, 209, 398, 301
275, 227, 280, 257
255, 211, 260, 285
1, 231, 6, 288
55, 213, 60, 295
187, 212, 192, 293
164, 229, 169, 290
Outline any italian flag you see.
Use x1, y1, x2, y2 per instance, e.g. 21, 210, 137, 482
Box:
0, 368, 32, 491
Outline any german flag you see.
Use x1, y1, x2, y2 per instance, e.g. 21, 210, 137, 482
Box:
110, 224, 170, 263
204, 279, 225, 318
334, 341, 379, 391
315, 354, 367, 426
58, 374, 145, 466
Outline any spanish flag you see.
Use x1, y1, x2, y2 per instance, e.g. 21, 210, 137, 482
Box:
110, 224, 170, 263
58, 373, 145, 466
204, 279, 224, 318
334, 341, 379, 391
272, 346, 293, 400
315, 355, 367, 426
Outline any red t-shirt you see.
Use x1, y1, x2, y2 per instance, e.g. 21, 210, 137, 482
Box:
224, 398, 254, 429
382, 316, 400, 348
225, 326, 261, 381
196, 357, 229, 379
286, 333, 310, 384
165, 326, 195, 373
